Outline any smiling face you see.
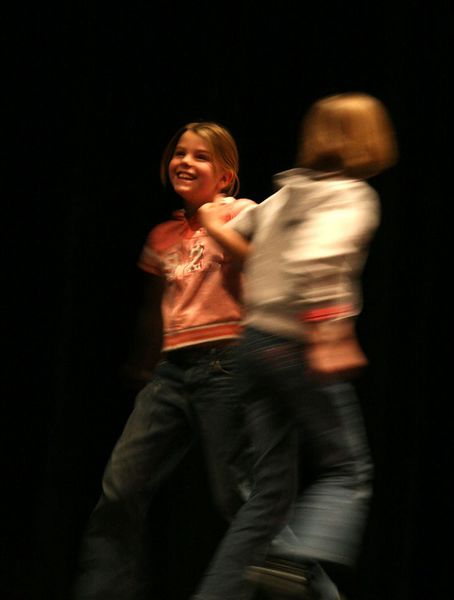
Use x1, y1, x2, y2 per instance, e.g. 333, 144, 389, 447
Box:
168, 130, 231, 213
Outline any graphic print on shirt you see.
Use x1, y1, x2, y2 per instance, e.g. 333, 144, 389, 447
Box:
162, 241, 206, 280
183, 242, 205, 275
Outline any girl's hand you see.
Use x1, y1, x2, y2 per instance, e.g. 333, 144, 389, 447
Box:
304, 320, 368, 380
198, 202, 251, 262
198, 202, 226, 229
306, 337, 368, 380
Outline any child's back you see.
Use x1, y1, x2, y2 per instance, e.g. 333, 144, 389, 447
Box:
233, 167, 380, 343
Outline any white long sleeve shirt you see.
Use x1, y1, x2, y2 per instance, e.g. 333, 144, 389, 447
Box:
228, 168, 380, 341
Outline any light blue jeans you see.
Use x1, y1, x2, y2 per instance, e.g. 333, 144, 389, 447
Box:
272, 377, 373, 569
192, 327, 373, 600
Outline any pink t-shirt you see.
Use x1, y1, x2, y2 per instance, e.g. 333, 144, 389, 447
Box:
138, 197, 255, 351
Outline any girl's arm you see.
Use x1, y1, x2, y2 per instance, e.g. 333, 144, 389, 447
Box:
304, 318, 368, 380
285, 188, 378, 380
198, 202, 252, 262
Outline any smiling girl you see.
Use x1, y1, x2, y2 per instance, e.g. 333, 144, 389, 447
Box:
72, 122, 255, 600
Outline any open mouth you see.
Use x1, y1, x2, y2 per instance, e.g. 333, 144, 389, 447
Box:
177, 171, 196, 181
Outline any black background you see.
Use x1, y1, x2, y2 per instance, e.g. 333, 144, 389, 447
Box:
3, 2, 449, 599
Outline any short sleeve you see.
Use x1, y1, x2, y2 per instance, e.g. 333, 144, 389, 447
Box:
137, 228, 165, 276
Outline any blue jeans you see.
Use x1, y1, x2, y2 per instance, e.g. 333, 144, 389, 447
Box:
192, 327, 373, 600
272, 379, 373, 570
71, 344, 245, 600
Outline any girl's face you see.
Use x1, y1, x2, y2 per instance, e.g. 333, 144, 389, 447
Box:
168, 130, 231, 212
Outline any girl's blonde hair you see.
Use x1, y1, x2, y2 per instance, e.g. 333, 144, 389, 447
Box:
297, 92, 398, 178
160, 121, 240, 196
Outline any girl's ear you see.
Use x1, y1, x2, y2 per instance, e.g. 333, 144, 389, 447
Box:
219, 170, 233, 190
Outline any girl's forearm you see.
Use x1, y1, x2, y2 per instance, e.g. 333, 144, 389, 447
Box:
205, 221, 251, 262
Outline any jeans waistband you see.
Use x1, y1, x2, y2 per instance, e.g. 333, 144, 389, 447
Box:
164, 340, 238, 364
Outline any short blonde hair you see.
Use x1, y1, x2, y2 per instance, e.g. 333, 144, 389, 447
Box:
160, 121, 240, 196
297, 93, 398, 178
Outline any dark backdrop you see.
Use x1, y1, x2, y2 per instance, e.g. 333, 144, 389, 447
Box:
4, 2, 449, 600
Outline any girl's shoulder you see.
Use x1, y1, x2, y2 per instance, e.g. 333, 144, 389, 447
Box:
146, 211, 186, 246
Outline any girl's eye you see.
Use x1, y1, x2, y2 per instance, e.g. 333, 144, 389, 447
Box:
197, 154, 210, 161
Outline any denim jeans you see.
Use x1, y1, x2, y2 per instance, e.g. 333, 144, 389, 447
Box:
71, 344, 245, 600
272, 379, 373, 570
192, 327, 373, 600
